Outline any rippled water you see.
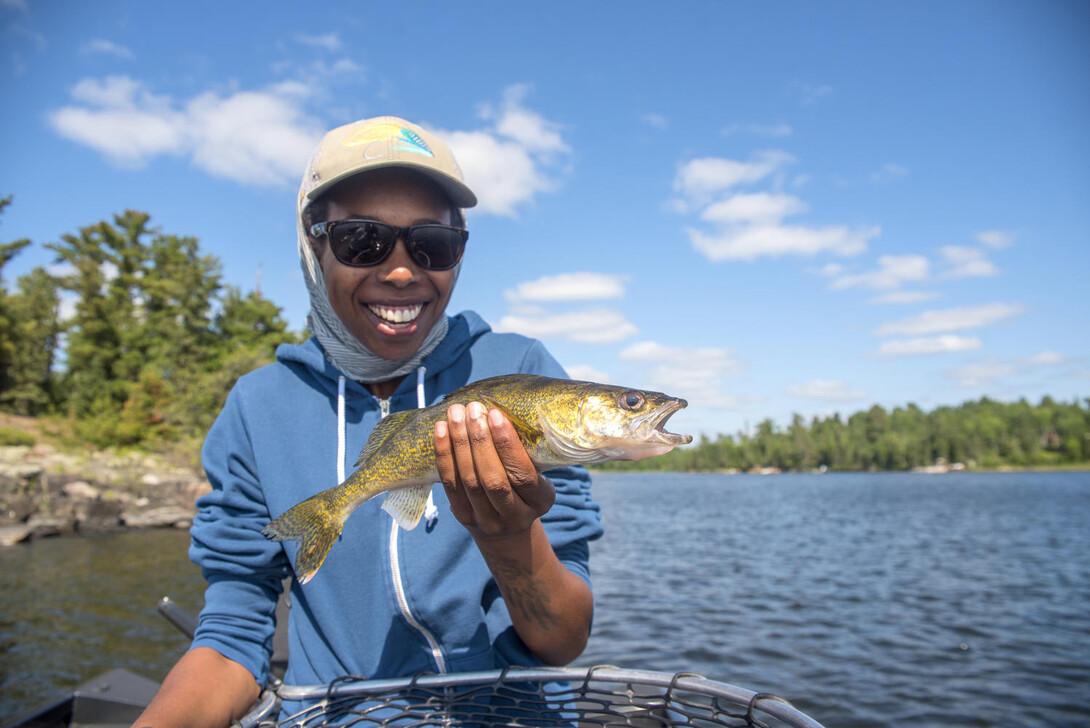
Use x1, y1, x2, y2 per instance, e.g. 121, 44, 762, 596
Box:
579, 472, 1090, 727
2, 472, 1089, 726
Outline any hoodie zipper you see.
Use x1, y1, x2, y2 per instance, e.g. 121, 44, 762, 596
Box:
377, 383, 447, 673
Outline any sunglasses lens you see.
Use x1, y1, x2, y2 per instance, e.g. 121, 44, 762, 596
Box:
330, 221, 394, 266
408, 226, 467, 270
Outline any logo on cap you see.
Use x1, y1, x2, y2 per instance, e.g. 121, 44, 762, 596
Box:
346, 123, 434, 158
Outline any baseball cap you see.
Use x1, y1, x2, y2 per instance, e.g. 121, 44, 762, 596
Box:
300, 116, 477, 209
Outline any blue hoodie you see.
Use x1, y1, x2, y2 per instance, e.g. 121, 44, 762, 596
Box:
188, 311, 604, 691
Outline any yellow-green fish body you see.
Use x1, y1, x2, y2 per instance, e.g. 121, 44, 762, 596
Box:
263, 374, 691, 583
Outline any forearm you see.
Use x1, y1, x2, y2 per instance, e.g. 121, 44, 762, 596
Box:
131, 647, 261, 728
475, 519, 593, 665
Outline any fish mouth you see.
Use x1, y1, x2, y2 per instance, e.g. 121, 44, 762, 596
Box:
646, 398, 693, 445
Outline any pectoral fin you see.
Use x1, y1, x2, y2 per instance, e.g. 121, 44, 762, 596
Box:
478, 396, 540, 444
381, 484, 432, 530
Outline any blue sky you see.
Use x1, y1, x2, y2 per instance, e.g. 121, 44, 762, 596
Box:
1, 0, 1087, 439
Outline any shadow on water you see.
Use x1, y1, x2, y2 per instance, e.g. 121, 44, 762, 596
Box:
0, 529, 204, 718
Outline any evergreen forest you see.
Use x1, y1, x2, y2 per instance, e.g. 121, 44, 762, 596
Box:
2, 197, 1088, 471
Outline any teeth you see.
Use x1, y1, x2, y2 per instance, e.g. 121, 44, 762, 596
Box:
368, 303, 424, 324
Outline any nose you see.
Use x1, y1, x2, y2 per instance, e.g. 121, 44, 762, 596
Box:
377, 237, 417, 287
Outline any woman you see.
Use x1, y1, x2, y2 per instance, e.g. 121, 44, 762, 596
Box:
133, 116, 603, 726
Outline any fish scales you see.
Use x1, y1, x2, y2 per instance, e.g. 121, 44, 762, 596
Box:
263, 374, 691, 583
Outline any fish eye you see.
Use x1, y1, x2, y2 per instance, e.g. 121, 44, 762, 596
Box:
619, 392, 644, 410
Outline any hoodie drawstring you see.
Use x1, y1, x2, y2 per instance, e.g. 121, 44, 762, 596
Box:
337, 369, 436, 526
417, 366, 439, 528
337, 375, 347, 483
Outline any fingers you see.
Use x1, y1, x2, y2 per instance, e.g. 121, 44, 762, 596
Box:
434, 418, 471, 522
435, 402, 554, 532
486, 408, 555, 513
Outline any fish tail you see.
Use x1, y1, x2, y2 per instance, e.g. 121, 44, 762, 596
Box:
263, 493, 348, 585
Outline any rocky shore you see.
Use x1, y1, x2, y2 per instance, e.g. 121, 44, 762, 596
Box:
0, 444, 210, 547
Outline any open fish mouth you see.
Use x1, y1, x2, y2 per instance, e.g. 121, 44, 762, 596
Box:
648, 399, 693, 444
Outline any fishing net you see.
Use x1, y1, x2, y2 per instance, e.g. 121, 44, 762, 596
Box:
234, 665, 825, 728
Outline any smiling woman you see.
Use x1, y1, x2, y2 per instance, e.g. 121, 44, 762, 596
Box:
130, 116, 605, 727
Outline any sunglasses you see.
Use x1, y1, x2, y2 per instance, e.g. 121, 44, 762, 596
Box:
310, 218, 468, 271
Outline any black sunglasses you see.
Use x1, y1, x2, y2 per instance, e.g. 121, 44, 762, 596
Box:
310, 218, 468, 271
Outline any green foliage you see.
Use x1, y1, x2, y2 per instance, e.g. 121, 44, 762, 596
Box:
597, 396, 1090, 473
1, 195, 34, 399
1, 267, 61, 414
1, 200, 303, 455
0, 426, 36, 446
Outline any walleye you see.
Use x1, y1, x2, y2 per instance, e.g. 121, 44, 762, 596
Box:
263, 374, 692, 583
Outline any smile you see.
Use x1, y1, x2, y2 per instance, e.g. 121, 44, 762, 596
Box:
368, 302, 424, 324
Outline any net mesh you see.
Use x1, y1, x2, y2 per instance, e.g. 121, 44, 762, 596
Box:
236, 666, 824, 728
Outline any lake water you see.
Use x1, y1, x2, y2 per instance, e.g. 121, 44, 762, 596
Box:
2, 471, 1089, 726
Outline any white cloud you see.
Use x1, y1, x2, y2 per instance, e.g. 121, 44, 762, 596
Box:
565, 364, 612, 383
877, 336, 982, 356
82, 39, 134, 59
50, 77, 186, 166
829, 254, 929, 290
874, 302, 1024, 336
868, 290, 942, 305
941, 246, 999, 278
296, 33, 341, 51
689, 223, 878, 261
49, 75, 323, 185
675, 150, 877, 262
485, 85, 568, 155
185, 90, 323, 185
442, 85, 571, 216
673, 150, 795, 206
701, 192, 808, 224
787, 380, 866, 401
1029, 351, 1067, 366
792, 81, 833, 104
504, 272, 627, 303
2, 0, 28, 11
619, 341, 742, 407
948, 361, 1018, 387
641, 113, 669, 130
974, 230, 1015, 248
493, 307, 637, 344
48, 77, 563, 207
870, 163, 908, 183
722, 122, 793, 137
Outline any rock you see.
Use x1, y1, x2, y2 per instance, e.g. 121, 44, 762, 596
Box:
26, 514, 75, 538
0, 463, 43, 480
2, 495, 35, 523
122, 506, 195, 529
63, 480, 101, 500
0, 525, 31, 546
184, 481, 212, 503
140, 473, 162, 486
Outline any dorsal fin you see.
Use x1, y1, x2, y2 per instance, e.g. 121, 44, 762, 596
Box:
355, 409, 416, 467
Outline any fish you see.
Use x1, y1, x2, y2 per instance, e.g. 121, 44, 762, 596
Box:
263, 374, 692, 584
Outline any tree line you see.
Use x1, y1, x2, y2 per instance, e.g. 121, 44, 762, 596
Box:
2, 197, 1088, 469
0, 196, 300, 453
597, 396, 1090, 473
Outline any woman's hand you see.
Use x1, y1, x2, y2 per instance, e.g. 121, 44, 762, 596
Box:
434, 401, 591, 665
434, 401, 555, 539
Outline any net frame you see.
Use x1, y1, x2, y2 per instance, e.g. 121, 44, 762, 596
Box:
234, 665, 825, 728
